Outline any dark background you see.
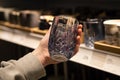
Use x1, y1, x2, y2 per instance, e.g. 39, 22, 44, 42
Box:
0, 0, 120, 20
0, 0, 120, 10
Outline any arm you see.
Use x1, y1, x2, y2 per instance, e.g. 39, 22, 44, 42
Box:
0, 53, 46, 80
0, 25, 82, 80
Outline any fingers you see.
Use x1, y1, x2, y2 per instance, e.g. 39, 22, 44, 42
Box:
76, 24, 82, 45
78, 24, 82, 36
74, 36, 81, 54
74, 43, 80, 54
76, 35, 81, 45
74, 24, 83, 54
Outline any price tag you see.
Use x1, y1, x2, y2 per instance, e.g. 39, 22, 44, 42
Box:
71, 48, 93, 64
90, 52, 106, 68
103, 55, 120, 76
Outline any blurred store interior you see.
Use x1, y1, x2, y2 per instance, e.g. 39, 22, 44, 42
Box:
0, 0, 120, 80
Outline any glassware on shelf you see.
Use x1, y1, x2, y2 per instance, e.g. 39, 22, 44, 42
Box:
83, 19, 105, 49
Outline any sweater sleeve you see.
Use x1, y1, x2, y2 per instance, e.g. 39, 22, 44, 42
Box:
0, 53, 46, 80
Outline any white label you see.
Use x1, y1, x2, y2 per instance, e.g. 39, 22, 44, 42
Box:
71, 48, 93, 64
103, 55, 120, 76
90, 52, 107, 68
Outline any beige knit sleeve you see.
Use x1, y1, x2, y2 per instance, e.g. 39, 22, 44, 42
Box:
0, 53, 46, 80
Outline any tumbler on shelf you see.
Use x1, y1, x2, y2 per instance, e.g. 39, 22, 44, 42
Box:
48, 15, 79, 62
83, 19, 104, 48
19, 10, 40, 27
9, 10, 20, 24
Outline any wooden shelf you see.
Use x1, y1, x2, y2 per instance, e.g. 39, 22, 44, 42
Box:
94, 40, 120, 55
0, 21, 48, 35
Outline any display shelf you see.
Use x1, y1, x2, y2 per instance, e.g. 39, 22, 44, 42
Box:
0, 25, 120, 76
0, 22, 48, 35
70, 44, 120, 76
0, 25, 43, 49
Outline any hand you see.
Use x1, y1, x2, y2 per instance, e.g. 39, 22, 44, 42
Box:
32, 25, 82, 67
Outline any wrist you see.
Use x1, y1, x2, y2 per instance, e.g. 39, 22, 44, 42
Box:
32, 47, 50, 67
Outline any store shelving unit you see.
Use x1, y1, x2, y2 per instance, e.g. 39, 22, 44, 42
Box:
0, 23, 120, 77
